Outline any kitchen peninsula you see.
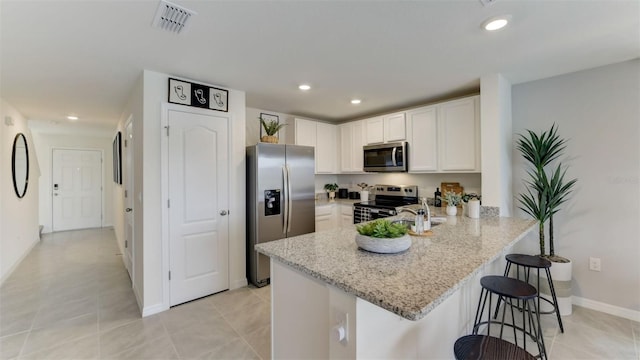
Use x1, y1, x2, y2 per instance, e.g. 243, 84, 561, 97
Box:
256, 211, 537, 359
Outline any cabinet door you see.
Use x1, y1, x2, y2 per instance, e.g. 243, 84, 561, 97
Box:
365, 116, 384, 144
351, 120, 366, 172
315, 204, 336, 232
383, 112, 406, 142
438, 97, 478, 171
295, 118, 317, 147
339, 123, 353, 172
340, 204, 354, 227
407, 106, 438, 172
316, 122, 337, 173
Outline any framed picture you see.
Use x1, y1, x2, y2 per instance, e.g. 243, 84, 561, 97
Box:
259, 113, 279, 137
113, 132, 122, 185
168, 78, 229, 112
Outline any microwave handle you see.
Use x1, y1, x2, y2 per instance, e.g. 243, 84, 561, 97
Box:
392, 147, 397, 167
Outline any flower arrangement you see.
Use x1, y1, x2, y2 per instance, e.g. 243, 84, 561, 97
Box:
442, 191, 463, 207
356, 183, 369, 190
462, 193, 481, 203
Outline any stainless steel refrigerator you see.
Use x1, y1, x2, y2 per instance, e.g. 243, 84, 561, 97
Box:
246, 143, 315, 287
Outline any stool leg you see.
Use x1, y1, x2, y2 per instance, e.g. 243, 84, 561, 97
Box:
545, 267, 565, 333
473, 288, 489, 334
529, 298, 548, 360
494, 262, 512, 319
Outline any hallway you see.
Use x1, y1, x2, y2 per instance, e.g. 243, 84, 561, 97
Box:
0, 228, 270, 359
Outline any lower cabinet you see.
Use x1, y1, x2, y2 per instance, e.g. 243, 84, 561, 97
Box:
315, 204, 337, 232
340, 204, 354, 227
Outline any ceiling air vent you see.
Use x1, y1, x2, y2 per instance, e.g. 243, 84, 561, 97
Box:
152, 0, 197, 34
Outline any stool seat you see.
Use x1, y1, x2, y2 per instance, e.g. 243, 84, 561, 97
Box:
481, 275, 537, 300
506, 254, 551, 269
454, 335, 537, 360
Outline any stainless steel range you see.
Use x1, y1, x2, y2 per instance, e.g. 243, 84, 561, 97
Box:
353, 184, 419, 224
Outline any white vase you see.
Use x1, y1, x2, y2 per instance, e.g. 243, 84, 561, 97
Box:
539, 258, 573, 316
446, 205, 457, 216
328, 191, 336, 200
360, 190, 369, 202
467, 199, 480, 219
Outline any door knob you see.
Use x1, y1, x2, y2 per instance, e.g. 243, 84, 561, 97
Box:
220, 210, 228, 216
125, 208, 133, 212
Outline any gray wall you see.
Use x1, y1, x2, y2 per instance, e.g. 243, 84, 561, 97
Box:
512, 59, 640, 312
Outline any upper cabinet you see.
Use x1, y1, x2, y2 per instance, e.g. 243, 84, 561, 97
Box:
438, 96, 480, 172
339, 120, 366, 173
295, 118, 337, 174
365, 113, 406, 144
408, 95, 480, 173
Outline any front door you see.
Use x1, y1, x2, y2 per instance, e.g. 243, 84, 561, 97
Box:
52, 149, 103, 232
168, 108, 229, 306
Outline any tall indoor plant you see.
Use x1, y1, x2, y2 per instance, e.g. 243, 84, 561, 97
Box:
517, 124, 577, 314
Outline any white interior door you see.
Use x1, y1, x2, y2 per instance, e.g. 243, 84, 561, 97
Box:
168, 108, 229, 306
124, 120, 134, 280
52, 149, 103, 232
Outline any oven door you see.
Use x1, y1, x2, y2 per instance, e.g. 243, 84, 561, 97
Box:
363, 142, 407, 172
353, 206, 397, 224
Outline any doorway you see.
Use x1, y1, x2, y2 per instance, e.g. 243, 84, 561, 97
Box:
52, 148, 103, 232
163, 106, 230, 306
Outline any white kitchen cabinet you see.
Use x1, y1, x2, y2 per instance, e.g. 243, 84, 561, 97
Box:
365, 116, 384, 144
315, 203, 336, 232
438, 96, 480, 171
295, 118, 337, 174
383, 112, 406, 142
340, 204, 354, 227
407, 106, 438, 172
339, 120, 366, 173
365, 114, 406, 144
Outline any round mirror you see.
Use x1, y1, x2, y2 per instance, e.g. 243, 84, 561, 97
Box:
12, 133, 29, 198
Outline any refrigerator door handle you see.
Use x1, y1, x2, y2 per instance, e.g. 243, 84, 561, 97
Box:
282, 165, 288, 234
286, 164, 293, 233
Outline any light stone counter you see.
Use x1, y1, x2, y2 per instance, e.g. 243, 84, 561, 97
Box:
255, 214, 536, 321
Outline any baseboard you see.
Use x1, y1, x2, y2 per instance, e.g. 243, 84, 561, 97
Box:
142, 302, 168, 317
0, 236, 40, 286
573, 296, 640, 322
230, 277, 248, 290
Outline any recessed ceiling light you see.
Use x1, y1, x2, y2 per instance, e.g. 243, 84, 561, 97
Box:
298, 84, 311, 91
482, 15, 510, 31
67, 115, 79, 121
351, 99, 362, 105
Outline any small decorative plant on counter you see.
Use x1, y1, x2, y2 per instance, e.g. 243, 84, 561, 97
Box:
355, 219, 411, 254
324, 183, 339, 200
357, 183, 370, 202
259, 116, 286, 143
443, 191, 462, 216
461, 193, 481, 203
356, 183, 369, 190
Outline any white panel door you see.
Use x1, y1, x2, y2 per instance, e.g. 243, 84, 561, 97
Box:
169, 109, 229, 306
52, 149, 102, 231
123, 120, 134, 279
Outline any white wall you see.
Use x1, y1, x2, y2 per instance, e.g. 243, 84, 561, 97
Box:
512, 59, 640, 314
31, 131, 114, 234
0, 99, 41, 283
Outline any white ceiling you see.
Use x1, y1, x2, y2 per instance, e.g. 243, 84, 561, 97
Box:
1, 1, 639, 128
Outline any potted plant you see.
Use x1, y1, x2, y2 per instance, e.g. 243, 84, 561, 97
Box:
442, 191, 462, 216
324, 183, 339, 200
517, 124, 577, 315
462, 193, 481, 218
259, 116, 286, 143
355, 219, 411, 253
357, 182, 370, 202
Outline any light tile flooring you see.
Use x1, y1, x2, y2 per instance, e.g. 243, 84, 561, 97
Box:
0, 228, 638, 359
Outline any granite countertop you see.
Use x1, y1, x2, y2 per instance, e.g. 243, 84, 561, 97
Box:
255, 213, 536, 321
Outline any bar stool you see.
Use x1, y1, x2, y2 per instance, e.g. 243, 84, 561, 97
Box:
497, 254, 564, 333
454, 275, 547, 360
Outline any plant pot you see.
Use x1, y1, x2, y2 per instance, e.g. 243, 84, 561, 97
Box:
360, 190, 369, 203
539, 257, 572, 315
446, 205, 457, 216
328, 191, 336, 200
355, 233, 411, 254
260, 135, 279, 143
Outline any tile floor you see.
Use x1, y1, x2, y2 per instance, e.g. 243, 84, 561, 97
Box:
0, 227, 638, 359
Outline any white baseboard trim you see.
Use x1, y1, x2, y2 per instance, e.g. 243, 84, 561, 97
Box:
0, 236, 40, 286
142, 302, 168, 317
230, 278, 248, 290
573, 296, 640, 322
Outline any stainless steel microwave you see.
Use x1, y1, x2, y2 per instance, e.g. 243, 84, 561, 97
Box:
363, 141, 408, 172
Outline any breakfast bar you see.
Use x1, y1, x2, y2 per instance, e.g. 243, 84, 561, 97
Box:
256, 212, 537, 359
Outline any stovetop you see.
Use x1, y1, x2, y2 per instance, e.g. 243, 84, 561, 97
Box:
355, 184, 419, 209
